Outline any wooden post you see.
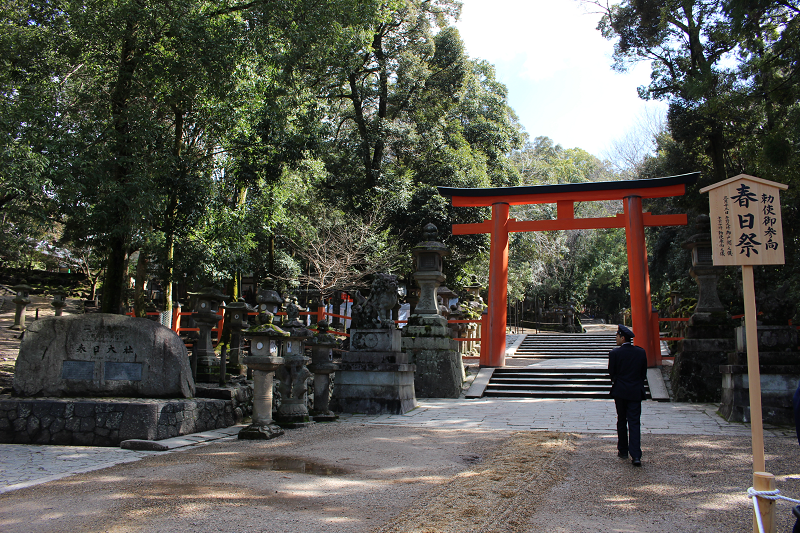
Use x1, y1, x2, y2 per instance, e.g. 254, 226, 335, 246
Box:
650, 309, 662, 366
753, 471, 776, 533
171, 305, 180, 333
743, 265, 766, 472
479, 312, 490, 366
317, 305, 325, 325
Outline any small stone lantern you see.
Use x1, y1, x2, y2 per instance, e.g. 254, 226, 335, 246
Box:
239, 313, 287, 440
411, 223, 450, 315
274, 321, 313, 428
51, 287, 68, 317
256, 279, 283, 321
225, 298, 254, 375
682, 215, 725, 321
307, 320, 339, 422
188, 286, 229, 382
10, 281, 32, 331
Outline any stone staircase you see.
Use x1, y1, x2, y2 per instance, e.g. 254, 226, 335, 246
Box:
510, 333, 617, 359
480, 333, 652, 399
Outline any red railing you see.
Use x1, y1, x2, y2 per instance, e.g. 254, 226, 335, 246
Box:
128, 304, 488, 356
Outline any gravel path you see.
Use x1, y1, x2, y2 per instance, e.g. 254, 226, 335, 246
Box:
1, 423, 798, 532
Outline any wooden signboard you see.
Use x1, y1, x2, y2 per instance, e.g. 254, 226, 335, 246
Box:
700, 174, 787, 266
701, 174, 788, 533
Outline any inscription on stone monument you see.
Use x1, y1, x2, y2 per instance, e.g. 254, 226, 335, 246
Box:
61, 360, 95, 381
104, 362, 143, 381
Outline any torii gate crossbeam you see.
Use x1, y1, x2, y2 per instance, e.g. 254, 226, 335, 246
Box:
438, 172, 699, 368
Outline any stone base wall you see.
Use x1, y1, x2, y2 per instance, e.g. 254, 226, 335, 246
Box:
671, 338, 735, 402
719, 365, 800, 426
0, 396, 236, 446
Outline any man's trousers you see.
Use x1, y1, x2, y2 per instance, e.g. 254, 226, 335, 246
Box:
614, 398, 642, 459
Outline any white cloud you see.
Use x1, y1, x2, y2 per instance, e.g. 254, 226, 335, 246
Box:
455, 0, 667, 157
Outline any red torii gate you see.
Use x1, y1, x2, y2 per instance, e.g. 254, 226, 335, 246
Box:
438, 172, 698, 368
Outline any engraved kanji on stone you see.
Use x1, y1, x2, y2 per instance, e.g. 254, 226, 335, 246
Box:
76, 344, 87, 353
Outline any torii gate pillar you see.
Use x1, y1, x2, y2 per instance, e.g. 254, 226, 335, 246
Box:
623, 196, 655, 366
486, 202, 510, 367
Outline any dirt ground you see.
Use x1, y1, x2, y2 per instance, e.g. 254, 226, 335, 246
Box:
1, 423, 799, 533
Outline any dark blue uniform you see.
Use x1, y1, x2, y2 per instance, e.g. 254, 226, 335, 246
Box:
609, 341, 647, 461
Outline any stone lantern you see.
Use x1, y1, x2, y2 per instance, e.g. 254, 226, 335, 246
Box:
51, 287, 68, 317
307, 320, 339, 422
403, 223, 464, 398
10, 281, 32, 331
274, 321, 313, 427
464, 275, 483, 302
671, 214, 735, 402
255, 279, 283, 322
239, 312, 287, 440
681, 215, 725, 325
188, 286, 229, 382
225, 298, 254, 375
411, 223, 450, 315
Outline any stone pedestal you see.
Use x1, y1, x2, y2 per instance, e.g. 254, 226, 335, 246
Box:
670, 314, 736, 402
331, 328, 416, 414
719, 325, 800, 426
238, 354, 284, 440
403, 315, 464, 398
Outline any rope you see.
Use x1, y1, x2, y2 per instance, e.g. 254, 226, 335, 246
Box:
747, 488, 800, 533
747, 487, 800, 504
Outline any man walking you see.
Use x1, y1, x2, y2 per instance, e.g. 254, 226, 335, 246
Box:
609, 324, 648, 466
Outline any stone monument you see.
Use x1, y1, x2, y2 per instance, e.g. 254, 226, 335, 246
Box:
14, 314, 194, 398
402, 224, 464, 398
671, 215, 736, 402
331, 274, 416, 414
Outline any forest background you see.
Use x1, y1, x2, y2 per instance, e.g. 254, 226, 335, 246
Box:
1, 0, 798, 321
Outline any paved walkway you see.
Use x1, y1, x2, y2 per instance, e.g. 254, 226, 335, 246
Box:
2, 397, 793, 495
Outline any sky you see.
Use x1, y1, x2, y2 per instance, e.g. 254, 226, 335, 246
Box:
454, 0, 667, 158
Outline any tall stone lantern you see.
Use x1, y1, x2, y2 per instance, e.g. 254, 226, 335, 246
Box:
308, 320, 339, 422
403, 223, 464, 398
412, 223, 450, 315
225, 298, 254, 375
188, 286, 229, 382
51, 287, 68, 317
239, 312, 287, 440
681, 214, 726, 330
671, 214, 735, 402
10, 281, 32, 331
274, 314, 313, 428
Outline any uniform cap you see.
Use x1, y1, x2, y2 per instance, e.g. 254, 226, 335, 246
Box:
617, 324, 635, 338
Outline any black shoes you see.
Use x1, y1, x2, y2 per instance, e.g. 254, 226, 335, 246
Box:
631, 457, 642, 466
618, 451, 628, 458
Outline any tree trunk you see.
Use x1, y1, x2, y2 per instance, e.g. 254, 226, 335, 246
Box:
101, 20, 140, 314
133, 249, 148, 317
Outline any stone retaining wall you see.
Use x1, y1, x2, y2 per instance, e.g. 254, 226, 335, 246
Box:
0, 396, 236, 446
